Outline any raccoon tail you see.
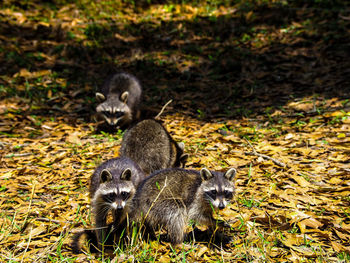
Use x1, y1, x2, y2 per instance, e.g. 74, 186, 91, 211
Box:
71, 229, 98, 254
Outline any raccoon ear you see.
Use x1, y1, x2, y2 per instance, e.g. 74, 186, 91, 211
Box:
179, 154, 188, 168
224, 168, 236, 181
177, 142, 185, 151
100, 169, 112, 183
120, 91, 129, 103
120, 168, 132, 181
96, 92, 105, 102
200, 168, 213, 181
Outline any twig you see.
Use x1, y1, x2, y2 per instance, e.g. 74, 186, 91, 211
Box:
283, 106, 350, 118
244, 138, 257, 154
245, 152, 287, 168
34, 217, 72, 225
244, 138, 286, 168
22, 183, 35, 230
0, 141, 11, 146
155, 99, 172, 120
55, 60, 84, 68
5, 153, 32, 158
21, 224, 33, 263
339, 14, 350, 21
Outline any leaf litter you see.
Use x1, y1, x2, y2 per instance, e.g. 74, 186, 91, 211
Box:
1, 0, 350, 262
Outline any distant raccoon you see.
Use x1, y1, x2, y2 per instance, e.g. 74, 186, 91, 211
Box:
119, 119, 188, 174
130, 167, 236, 245
96, 73, 142, 129
90, 157, 146, 248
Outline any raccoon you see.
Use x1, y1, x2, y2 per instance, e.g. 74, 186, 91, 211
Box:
130, 167, 236, 245
119, 119, 188, 175
96, 73, 142, 129
90, 157, 146, 248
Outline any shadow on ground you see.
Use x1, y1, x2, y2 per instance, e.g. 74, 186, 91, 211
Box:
0, 0, 349, 121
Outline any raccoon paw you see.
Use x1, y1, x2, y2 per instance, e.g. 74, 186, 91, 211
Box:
213, 232, 233, 246
216, 220, 231, 229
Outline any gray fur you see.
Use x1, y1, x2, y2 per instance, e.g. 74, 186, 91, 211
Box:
90, 157, 146, 248
119, 119, 188, 175
130, 167, 236, 245
96, 73, 142, 128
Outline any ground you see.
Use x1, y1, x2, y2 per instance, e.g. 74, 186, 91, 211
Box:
0, 0, 350, 262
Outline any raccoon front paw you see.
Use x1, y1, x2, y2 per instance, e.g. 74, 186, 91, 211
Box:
216, 220, 231, 229
213, 232, 233, 245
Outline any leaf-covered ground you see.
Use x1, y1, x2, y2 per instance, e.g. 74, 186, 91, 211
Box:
0, 0, 350, 262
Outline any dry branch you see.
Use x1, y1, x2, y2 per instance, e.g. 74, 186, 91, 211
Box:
155, 99, 173, 120
34, 218, 72, 225
244, 138, 287, 168
5, 153, 32, 158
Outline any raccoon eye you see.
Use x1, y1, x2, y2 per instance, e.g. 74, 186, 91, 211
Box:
224, 190, 233, 198
106, 192, 116, 200
121, 191, 129, 199
102, 111, 111, 117
211, 189, 217, 195
115, 112, 125, 118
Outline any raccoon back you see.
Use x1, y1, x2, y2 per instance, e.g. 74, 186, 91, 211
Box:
119, 119, 184, 174
133, 168, 202, 210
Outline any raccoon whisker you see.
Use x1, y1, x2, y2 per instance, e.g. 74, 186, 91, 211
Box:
95, 205, 112, 217
203, 195, 214, 204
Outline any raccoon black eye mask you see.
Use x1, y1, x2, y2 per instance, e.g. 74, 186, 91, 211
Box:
101, 110, 125, 118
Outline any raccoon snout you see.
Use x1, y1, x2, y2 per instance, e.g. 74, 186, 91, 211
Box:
111, 202, 124, 210
108, 118, 118, 126
218, 202, 226, 210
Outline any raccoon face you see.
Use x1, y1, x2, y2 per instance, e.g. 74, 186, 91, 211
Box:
200, 168, 236, 210
96, 91, 130, 126
95, 168, 135, 211
96, 101, 129, 126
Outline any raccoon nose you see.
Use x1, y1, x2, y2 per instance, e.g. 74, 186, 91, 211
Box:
117, 204, 123, 210
218, 202, 225, 210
